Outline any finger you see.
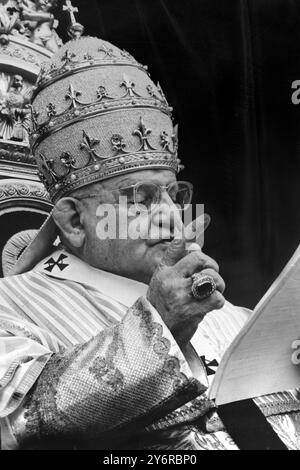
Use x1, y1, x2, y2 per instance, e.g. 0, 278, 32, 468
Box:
184, 214, 211, 244
160, 237, 186, 267
175, 250, 219, 277
191, 268, 226, 294
179, 291, 226, 321
186, 243, 202, 252
193, 291, 226, 314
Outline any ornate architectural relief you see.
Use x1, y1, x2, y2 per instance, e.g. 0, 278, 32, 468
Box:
0, 1, 64, 271
0, 179, 49, 200
0, 142, 35, 164
0, 71, 32, 142
0, 0, 62, 53
0, 1, 64, 169
0, 2, 94, 279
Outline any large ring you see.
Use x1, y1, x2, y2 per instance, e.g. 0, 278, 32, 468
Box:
191, 273, 217, 300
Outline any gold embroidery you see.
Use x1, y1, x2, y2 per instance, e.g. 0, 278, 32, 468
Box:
255, 391, 300, 417
133, 301, 189, 390
146, 396, 214, 432
21, 298, 203, 448
89, 327, 124, 391
0, 318, 39, 342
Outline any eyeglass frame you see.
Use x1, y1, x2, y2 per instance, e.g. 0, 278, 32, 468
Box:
74, 180, 193, 213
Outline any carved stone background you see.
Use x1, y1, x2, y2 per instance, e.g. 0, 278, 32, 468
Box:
0, 140, 35, 164
0, 179, 49, 202
0, 0, 63, 276
0, 178, 52, 277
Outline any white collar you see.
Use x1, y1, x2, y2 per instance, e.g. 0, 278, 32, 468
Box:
33, 249, 148, 308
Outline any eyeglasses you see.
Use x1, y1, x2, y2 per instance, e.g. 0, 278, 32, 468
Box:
120, 180, 193, 212
76, 180, 193, 212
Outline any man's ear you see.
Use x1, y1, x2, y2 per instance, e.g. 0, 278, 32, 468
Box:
52, 197, 85, 249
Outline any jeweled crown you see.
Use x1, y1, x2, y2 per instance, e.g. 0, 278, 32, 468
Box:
31, 35, 183, 203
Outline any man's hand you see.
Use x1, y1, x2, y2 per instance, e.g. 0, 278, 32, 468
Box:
147, 238, 225, 346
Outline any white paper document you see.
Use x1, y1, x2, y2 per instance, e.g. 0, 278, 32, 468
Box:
209, 245, 300, 405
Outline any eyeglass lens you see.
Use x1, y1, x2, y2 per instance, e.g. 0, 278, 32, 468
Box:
135, 181, 193, 211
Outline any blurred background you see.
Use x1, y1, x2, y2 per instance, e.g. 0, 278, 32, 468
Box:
1, 0, 300, 308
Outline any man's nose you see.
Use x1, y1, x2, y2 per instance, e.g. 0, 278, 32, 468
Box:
150, 191, 183, 236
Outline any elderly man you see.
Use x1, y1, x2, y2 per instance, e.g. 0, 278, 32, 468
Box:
0, 35, 299, 451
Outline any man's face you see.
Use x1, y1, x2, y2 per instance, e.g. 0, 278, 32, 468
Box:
77, 169, 185, 284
